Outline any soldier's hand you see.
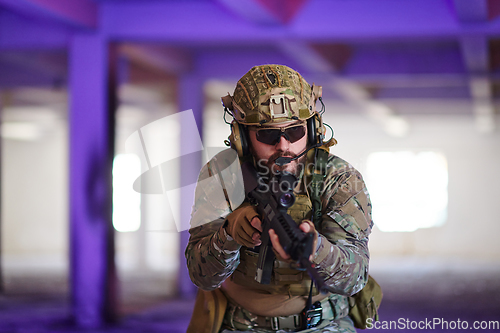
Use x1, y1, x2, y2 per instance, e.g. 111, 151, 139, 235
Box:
269, 220, 318, 261
224, 203, 262, 248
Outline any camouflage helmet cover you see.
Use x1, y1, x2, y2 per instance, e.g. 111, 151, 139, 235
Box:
222, 64, 322, 125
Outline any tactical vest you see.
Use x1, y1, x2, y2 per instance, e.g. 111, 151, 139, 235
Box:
231, 147, 328, 296
231, 193, 320, 296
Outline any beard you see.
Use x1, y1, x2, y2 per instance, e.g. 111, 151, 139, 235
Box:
253, 150, 307, 179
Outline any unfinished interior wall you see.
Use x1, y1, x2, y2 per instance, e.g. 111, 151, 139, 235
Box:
1, 91, 68, 275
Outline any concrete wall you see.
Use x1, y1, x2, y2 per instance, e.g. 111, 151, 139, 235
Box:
1, 99, 181, 276
328, 109, 500, 261
2, 108, 68, 272
113, 102, 180, 274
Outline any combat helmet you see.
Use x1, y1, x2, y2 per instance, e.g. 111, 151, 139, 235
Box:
222, 64, 327, 158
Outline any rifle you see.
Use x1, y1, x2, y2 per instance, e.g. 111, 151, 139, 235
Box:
240, 161, 331, 293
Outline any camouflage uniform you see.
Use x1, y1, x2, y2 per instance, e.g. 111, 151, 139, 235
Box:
186, 150, 373, 333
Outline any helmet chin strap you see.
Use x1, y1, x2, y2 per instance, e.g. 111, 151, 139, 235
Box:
274, 142, 322, 166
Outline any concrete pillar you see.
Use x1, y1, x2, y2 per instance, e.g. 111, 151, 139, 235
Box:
69, 34, 117, 327
178, 74, 203, 297
0, 93, 3, 293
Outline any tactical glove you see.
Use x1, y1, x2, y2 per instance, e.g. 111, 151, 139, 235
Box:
224, 203, 261, 248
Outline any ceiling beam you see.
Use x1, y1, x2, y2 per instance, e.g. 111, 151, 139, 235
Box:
454, 0, 495, 132
345, 43, 465, 76
0, 63, 62, 87
0, 10, 70, 50
215, 0, 281, 25
215, 0, 308, 25
119, 44, 192, 76
196, 49, 295, 79
0, 51, 66, 79
0, 0, 97, 29
100, 0, 500, 42
343, 73, 470, 88
279, 41, 335, 73
453, 0, 488, 22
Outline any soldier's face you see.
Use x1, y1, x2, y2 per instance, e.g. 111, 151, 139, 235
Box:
248, 121, 308, 177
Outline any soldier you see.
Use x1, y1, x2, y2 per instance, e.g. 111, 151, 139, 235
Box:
186, 65, 375, 333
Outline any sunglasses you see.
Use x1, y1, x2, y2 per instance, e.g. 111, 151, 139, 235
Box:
251, 124, 306, 145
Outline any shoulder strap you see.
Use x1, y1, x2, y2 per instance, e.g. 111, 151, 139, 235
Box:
304, 147, 329, 228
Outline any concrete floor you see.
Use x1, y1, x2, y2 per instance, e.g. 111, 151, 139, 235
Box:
1, 258, 499, 333
0, 271, 193, 333
370, 267, 500, 332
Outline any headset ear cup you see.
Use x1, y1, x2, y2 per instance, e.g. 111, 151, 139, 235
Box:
238, 123, 249, 156
229, 121, 249, 157
307, 116, 317, 146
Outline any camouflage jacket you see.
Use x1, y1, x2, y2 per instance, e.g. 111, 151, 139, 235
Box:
185, 150, 373, 298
